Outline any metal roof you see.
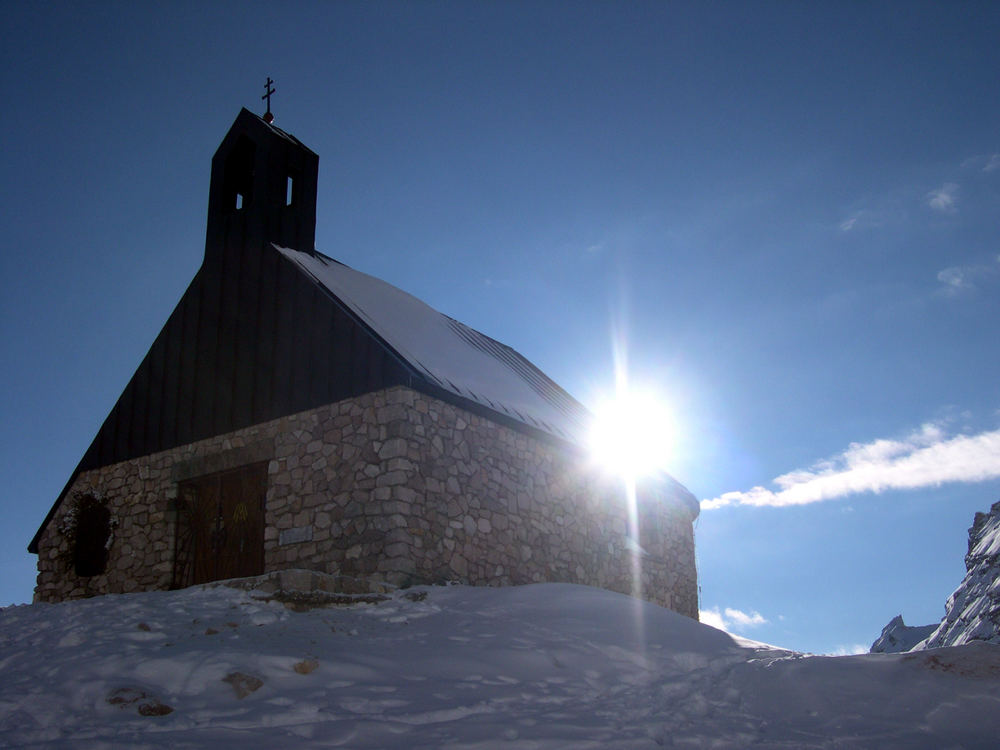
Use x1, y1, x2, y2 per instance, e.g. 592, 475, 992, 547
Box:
277, 246, 593, 445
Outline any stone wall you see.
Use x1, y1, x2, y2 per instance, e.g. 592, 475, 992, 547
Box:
34, 386, 699, 617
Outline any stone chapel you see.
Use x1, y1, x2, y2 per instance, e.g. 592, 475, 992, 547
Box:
29, 106, 700, 617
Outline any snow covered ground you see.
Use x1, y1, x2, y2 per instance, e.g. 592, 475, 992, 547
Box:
2, 582, 999, 749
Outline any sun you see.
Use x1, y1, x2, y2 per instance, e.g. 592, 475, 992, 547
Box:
588, 388, 675, 479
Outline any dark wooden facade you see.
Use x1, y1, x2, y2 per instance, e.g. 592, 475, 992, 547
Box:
78, 244, 413, 474
78, 109, 417, 473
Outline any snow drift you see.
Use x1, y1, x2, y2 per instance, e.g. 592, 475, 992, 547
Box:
1, 581, 999, 748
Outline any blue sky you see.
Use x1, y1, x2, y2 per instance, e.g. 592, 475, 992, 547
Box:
2, 1, 999, 654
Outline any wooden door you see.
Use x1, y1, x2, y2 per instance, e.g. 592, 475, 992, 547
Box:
173, 462, 266, 587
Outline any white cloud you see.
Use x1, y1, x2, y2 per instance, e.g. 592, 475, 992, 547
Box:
963, 153, 1000, 172
839, 214, 859, 232
828, 644, 869, 656
699, 607, 727, 630
962, 154, 1000, 172
702, 422, 1000, 510
926, 183, 959, 214
724, 608, 767, 627
937, 266, 973, 294
838, 209, 887, 232
936, 257, 1000, 296
700, 606, 768, 632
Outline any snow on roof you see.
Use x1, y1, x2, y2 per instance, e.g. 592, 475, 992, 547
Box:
276, 246, 591, 444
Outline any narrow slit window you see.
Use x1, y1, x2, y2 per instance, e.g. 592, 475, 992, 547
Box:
223, 134, 255, 214
286, 175, 294, 206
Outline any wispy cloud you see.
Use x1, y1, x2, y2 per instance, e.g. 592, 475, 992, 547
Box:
700, 606, 768, 631
838, 208, 890, 232
926, 183, 959, 214
725, 608, 768, 627
702, 423, 1000, 510
837, 191, 914, 232
839, 211, 869, 232
936, 256, 1000, 297
828, 644, 869, 656
961, 153, 1000, 172
937, 266, 974, 294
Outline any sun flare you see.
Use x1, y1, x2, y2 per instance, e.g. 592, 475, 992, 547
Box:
589, 388, 675, 479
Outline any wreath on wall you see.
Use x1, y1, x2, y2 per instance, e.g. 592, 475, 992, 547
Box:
57, 492, 119, 577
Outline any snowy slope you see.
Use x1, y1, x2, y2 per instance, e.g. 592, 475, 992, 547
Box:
918, 500, 1000, 649
2, 582, 999, 748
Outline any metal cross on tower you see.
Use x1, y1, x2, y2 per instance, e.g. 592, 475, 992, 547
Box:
262, 77, 276, 124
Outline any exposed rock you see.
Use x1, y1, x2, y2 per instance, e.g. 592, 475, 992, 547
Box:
293, 659, 318, 674
917, 500, 1000, 649
137, 701, 174, 716
106, 686, 174, 716
107, 686, 146, 707
900, 640, 1000, 677
222, 672, 263, 699
870, 615, 936, 653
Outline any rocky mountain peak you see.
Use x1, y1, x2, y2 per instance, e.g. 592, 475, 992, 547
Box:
871, 499, 1000, 652
916, 499, 1000, 649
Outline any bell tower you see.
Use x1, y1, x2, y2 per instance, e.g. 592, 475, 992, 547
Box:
204, 106, 319, 263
